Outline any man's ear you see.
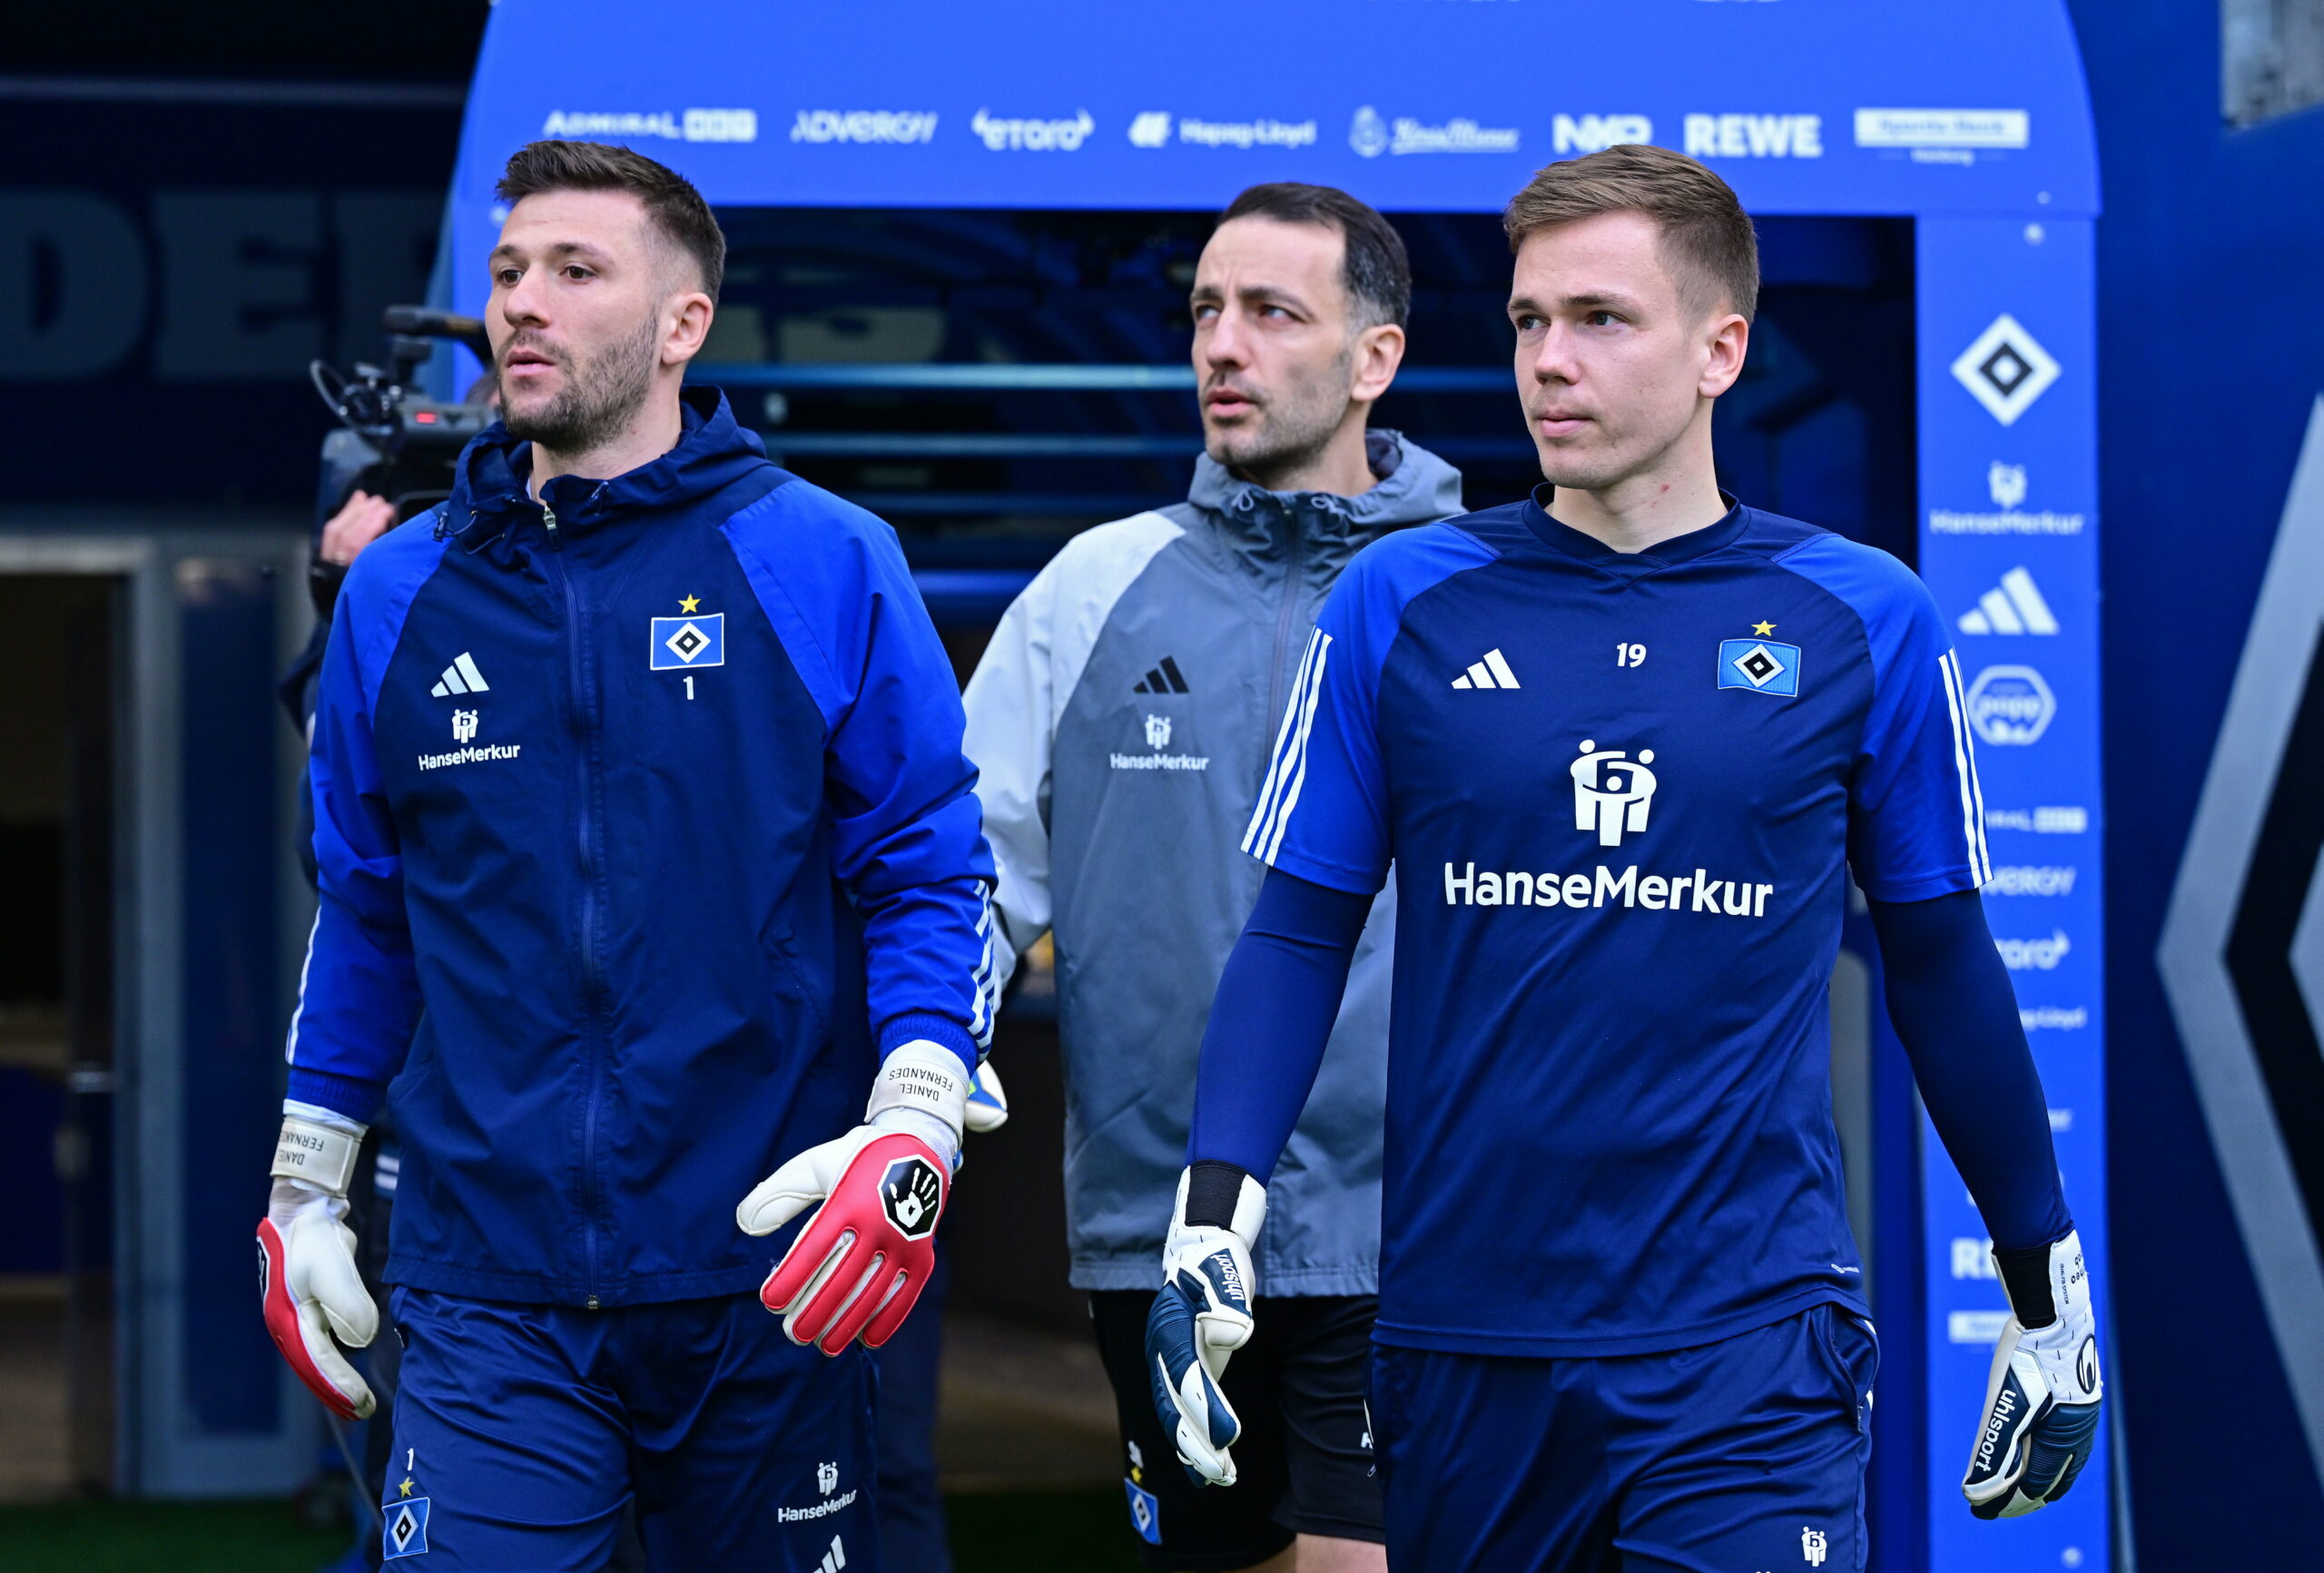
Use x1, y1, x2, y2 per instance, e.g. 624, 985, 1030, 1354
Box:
662, 291, 714, 368
1699, 312, 1748, 400
1351, 321, 1407, 405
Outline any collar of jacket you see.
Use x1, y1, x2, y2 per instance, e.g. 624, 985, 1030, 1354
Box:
1186, 428, 1463, 553
441, 387, 772, 555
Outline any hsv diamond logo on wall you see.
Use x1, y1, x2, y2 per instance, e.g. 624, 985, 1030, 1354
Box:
1951, 313, 2061, 427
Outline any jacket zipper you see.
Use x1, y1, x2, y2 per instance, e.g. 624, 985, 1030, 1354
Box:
542, 501, 609, 1306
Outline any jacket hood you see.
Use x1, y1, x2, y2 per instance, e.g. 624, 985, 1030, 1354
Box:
445, 386, 772, 541
1187, 428, 1463, 537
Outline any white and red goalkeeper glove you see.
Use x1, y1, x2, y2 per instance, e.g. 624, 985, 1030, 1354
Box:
255, 1107, 377, 1420
738, 1040, 968, 1355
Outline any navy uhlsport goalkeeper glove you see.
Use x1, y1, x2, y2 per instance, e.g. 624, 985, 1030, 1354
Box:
1147, 1161, 1265, 1487
1962, 1229, 2103, 1519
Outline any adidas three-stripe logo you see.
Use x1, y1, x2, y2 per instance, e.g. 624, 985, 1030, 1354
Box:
1956, 567, 2058, 635
1451, 649, 1521, 690
1134, 656, 1189, 693
430, 653, 490, 697
817, 1535, 847, 1573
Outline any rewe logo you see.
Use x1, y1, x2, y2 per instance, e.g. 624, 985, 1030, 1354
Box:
430, 652, 489, 697
1571, 740, 1657, 848
1957, 566, 2060, 635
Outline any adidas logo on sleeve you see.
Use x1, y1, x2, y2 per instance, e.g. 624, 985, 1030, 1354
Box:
430, 653, 490, 697
1451, 649, 1521, 690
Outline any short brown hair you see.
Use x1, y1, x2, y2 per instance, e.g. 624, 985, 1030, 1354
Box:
496, 140, 726, 302
1502, 144, 1758, 323
1218, 182, 1412, 329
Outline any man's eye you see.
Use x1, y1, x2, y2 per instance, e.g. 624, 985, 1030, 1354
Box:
1586, 311, 1620, 328
1192, 303, 1218, 321
1513, 314, 1542, 332
564, 265, 593, 280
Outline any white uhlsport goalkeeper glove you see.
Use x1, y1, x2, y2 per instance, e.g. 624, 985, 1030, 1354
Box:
1962, 1229, 2103, 1519
255, 1107, 378, 1420
1146, 1162, 1266, 1487
739, 1040, 968, 1355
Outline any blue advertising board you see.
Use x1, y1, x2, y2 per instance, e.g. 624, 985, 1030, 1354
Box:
441, 5, 2109, 1567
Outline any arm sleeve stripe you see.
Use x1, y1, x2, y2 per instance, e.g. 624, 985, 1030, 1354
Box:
967, 884, 1000, 1051
281, 907, 322, 1063
1244, 626, 1325, 856
1938, 649, 1994, 884
1249, 631, 1333, 864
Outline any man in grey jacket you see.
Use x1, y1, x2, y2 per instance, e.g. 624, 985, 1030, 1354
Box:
963, 184, 1461, 1573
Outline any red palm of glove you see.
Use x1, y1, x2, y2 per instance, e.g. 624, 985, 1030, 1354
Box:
753, 1131, 949, 1355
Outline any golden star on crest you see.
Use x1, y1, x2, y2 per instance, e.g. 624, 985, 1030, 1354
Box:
678, 595, 701, 614
1751, 620, 1776, 636
399, 1477, 415, 1499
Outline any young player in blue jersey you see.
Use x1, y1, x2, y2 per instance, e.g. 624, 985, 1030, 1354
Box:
1145, 145, 2102, 1570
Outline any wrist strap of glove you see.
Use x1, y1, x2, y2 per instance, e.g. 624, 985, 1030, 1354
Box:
271, 1115, 363, 1197
1993, 1227, 2086, 1332
1178, 1161, 1267, 1244
867, 1040, 970, 1161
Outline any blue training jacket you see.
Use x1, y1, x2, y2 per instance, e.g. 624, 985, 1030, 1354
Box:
285, 388, 999, 1308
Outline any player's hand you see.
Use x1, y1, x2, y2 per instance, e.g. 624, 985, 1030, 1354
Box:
964, 1059, 1009, 1134
1962, 1229, 2103, 1519
256, 1114, 376, 1421
1147, 1162, 1266, 1487
739, 1040, 968, 1355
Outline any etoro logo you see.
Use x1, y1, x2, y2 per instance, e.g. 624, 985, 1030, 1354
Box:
880, 1155, 943, 1240
1571, 740, 1658, 847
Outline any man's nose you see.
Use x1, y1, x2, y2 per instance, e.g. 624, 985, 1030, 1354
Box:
1200, 310, 1250, 371
1527, 322, 1580, 384
501, 270, 549, 329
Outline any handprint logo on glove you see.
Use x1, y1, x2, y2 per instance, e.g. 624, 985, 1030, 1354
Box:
882, 1155, 943, 1238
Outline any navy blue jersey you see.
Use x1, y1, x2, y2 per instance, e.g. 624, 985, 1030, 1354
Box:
1242, 494, 1989, 1357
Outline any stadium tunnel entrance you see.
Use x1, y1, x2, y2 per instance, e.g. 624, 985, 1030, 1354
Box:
83, 5, 2102, 1570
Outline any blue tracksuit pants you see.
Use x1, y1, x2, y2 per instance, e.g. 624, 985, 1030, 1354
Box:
379, 1288, 878, 1571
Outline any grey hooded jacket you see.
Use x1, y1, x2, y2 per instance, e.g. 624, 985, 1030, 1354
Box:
963, 432, 1463, 1293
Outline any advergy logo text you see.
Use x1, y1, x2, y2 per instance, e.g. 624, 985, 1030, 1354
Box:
791, 110, 938, 145
542, 109, 757, 143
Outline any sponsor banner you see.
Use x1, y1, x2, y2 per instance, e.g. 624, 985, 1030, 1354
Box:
448, 3, 2098, 244
1918, 215, 2107, 1573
